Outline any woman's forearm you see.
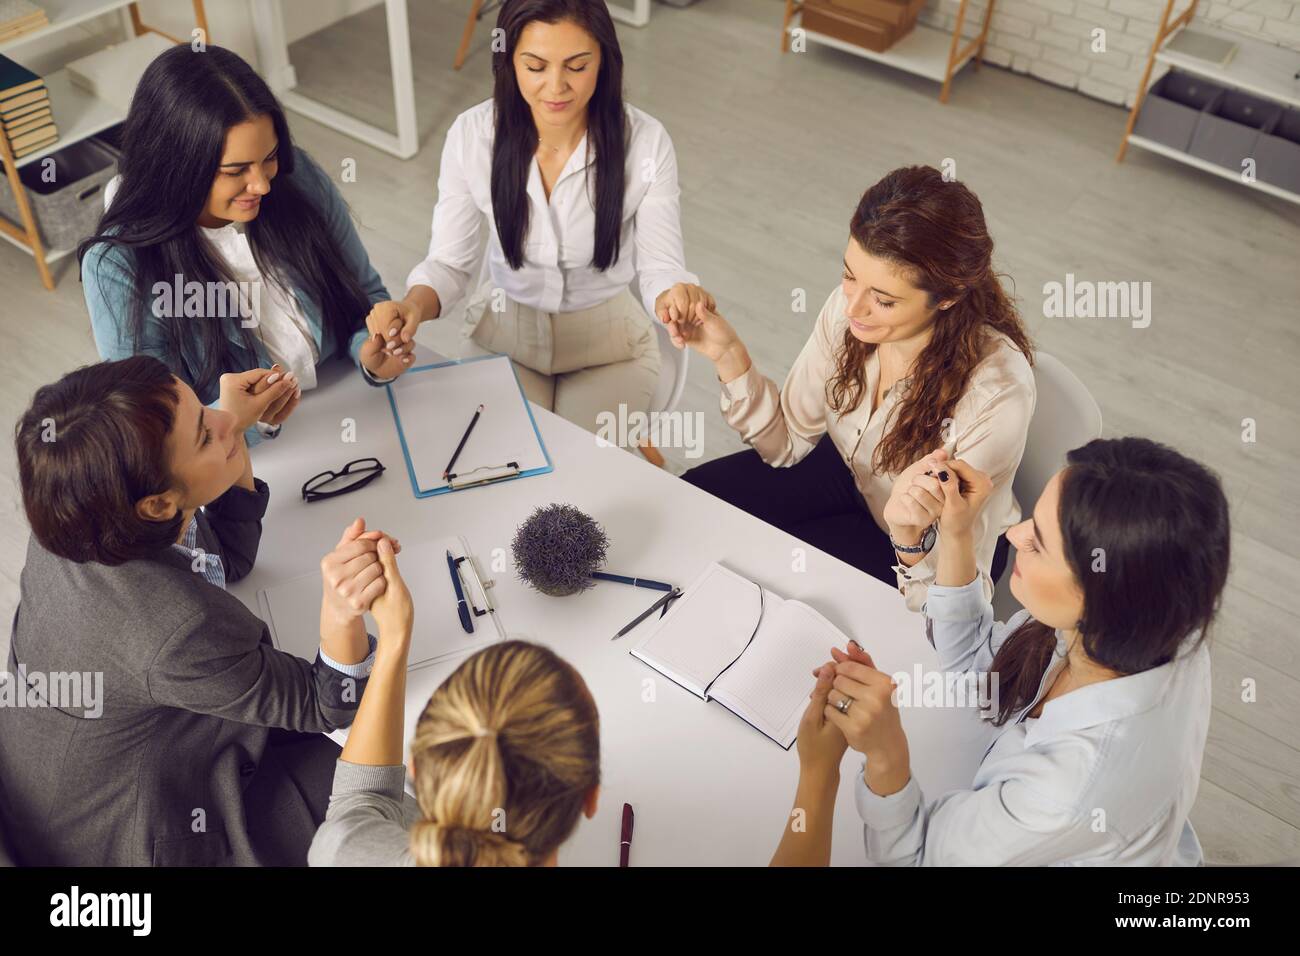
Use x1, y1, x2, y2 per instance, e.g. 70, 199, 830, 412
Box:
770, 770, 839, 867
714, 339, 753, 385
319, 605, 370, 666
340, 636, 410, 766
404, 284, 442, 324
935, 529, 978, 587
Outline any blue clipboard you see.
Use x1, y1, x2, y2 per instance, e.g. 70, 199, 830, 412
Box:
385, 353, 554, 498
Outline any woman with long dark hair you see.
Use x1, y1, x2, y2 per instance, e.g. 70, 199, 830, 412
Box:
0, 356, 401, 866
771, 438, 1229, 866
674, 166, 1035, 611
372, 0, 714, 441
79, 45, 407, 445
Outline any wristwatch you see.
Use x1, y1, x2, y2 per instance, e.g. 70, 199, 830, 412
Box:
891, 524, 937, 555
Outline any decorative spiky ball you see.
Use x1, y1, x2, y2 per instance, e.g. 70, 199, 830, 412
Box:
512, 503, 608, 596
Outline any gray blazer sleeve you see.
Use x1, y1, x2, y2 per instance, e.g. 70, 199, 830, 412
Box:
145, 594, 364, 735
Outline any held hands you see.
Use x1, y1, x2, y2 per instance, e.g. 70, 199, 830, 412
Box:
661, 299, 743, 361
320, 517, 403, 625
820, 643, 907, 762
370, 535, 413, 641
883, 447, 950, 545
218, 365, 300, 432
884, 450, 996, 545
654, 282, 715, 334
361, 299, 420, 379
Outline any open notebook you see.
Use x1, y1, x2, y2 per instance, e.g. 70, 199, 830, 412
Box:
387, 354, 552, 497
257, 536, 504, 670
629, 563, 855, 749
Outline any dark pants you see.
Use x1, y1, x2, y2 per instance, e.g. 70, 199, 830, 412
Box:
682, 435, 1009, 589
244, 728, 341, 867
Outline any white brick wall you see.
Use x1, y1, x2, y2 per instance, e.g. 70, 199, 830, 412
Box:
915, 0, 1300, 107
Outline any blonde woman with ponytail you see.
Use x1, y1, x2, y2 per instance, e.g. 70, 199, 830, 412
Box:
308, 539, 601, 867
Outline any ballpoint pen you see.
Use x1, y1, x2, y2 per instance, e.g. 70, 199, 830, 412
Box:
611, 587, 681, 640
591, 571, 674, 591
446, 550, 474, 634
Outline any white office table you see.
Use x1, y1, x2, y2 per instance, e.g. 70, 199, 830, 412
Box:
230, 357, 991, 866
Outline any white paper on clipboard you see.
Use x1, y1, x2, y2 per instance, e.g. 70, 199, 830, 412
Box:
389, 355, 551, 495
257, 536, 505, 670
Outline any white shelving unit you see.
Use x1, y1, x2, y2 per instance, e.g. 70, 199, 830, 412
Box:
0, 0, 209, 288
781, 0, 996, 103
1117, 2, 1300, 206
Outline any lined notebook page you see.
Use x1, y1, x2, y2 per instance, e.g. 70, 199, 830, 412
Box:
389, 356, 549, 493
630, 564, 763, 697
709, 599, 852, 748
258, 536, 504, 670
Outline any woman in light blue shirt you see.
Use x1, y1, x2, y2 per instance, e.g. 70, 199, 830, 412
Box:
771, 436, 1230, 866
78, 45, 408, 445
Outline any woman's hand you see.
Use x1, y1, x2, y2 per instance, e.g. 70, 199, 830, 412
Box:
252, 364, 301, 426
660, 299, 738, 360
370, 535, 414, 644
936, 458, 994, 538
359, 332, 414, 380
796, 660, 849, 778
365, 299, 421, 360
824, 644, 907, 765
883, 447, 951, 547
319, 517, 401, 625
218, 367, 298, 432
654, 282, 715, 329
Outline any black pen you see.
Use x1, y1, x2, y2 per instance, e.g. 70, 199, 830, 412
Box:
612, 588, 681, 640
444, 404, 484, 480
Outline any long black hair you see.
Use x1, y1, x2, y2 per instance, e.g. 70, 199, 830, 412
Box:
490, 0, 626, 271
988, 437, 1231, 725
77, 45, 370, 400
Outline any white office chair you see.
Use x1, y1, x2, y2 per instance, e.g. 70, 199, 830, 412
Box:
649, 314, 689, 416
991, 351, 1103, 620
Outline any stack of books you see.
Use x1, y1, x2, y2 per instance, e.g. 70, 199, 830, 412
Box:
0, 1, 48, 45
1, 51, 56, 159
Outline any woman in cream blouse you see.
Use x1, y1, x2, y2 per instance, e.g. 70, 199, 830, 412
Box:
672, 166, 1035, 611
368, 0, 714, 439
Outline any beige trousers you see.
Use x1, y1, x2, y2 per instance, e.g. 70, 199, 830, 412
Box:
462, 287, 661, 436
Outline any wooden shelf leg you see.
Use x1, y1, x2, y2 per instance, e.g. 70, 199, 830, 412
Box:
940, 0, 971, 103
0, 133, 54, 291
974, 0, 996, 71
781, 1, 800, 53
1118, 0, 1196, 162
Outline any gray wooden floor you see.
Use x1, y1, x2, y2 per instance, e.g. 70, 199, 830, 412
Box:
1, 0, 1297, 864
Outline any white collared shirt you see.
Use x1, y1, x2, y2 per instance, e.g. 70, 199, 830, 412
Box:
854, 578, 1211, 866
199, 220, 320, 391
406, 99, 698, 318
103, 175, 321, 390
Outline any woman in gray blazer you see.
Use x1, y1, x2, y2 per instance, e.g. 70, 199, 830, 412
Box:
0, 356, 400, 866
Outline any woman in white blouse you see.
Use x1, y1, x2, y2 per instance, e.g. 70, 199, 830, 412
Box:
770, 437, 1231, 866
368, 0, 714, 438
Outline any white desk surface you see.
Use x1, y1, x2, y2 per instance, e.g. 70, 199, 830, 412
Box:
229, 357, 991, 866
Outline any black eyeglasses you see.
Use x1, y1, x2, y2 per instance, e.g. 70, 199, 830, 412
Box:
302, 457, 385, 502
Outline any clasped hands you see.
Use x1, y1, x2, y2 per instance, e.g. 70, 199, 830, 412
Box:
319, 517, 413, 641
797, 640, 911, 797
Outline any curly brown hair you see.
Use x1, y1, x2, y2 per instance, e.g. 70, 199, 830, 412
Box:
825, 166, 1034, 476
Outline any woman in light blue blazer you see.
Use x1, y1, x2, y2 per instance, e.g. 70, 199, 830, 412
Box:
771, 437, 1230, 866
78, 44, 411, 444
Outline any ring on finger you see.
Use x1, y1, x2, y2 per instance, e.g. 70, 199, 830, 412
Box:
835, 693, 854, 714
